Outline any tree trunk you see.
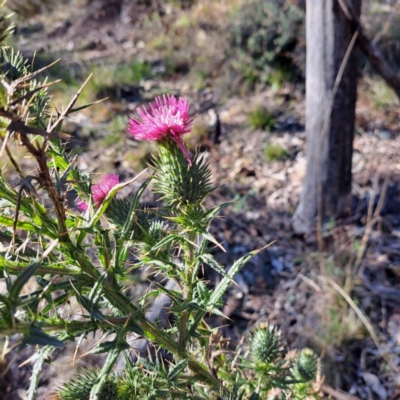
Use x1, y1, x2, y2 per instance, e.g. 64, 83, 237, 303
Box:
292, 0, 361, 235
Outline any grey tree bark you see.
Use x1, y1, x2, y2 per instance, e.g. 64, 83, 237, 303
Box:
292, 0, 361, 234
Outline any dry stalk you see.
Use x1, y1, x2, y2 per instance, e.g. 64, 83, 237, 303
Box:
355, 174, 389, 272
321, 384, 360, 400
2, 72, 97, 242
48, 73, 93, 133
323, 275, 399, 374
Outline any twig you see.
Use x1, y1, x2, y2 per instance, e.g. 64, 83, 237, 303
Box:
297, 272, 321, 292
5, 117, 71, 140
11, 176, 40, 250
230, 335, 245, 371
355, 175, 389, 271
337, 0, 400, 98
48, 73, 93, 133
9, 80, 61, 106
12, 58, 60, 87
321, 384, 360, 400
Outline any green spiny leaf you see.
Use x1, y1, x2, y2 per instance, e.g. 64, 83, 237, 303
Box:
167, 359, 189, 381
0, 214, 37, 232
198, 253, 227, 277
196, 282, 211, 303
90, 339, 130, 355
189, 248, 265, 337
207, 249, 261, 309
9, 261, 41, 306
149, 233, 182, 252
42, 292, 70, 314
73, 287, 105, 321
27, 345, 53, 400
90, 334, 125, 399
22, 326, 63, 348
169, 301, 202, 313
121, 176, 152, 239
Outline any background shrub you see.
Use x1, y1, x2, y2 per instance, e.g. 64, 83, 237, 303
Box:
229, 0, 305, 88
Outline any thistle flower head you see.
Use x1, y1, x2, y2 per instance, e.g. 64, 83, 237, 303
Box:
76, 198, 89, 212
291, 348, 318, 382
92, 174, 119, 207
153, 147, 213, 209
56, 368, 117, 400
248, 323, 284, 364
77, 174, 119, 211
127, 95, 194, 164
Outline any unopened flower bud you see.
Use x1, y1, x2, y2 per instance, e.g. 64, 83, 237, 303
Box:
249, 323, 284, 364
291, 348, 318, 382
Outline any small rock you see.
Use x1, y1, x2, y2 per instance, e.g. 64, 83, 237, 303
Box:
363, 372, 387, 400
271, 257, 284, 272
377, 130, 392, 140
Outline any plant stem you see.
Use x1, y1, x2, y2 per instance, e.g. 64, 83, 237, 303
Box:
179, 231, 196, 347
90, 331, 126, 399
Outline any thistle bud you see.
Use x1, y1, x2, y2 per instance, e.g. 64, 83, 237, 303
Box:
99, 380, 118, 400
57, 369, 117, 400
291, 348, 318, 382
249, 323, 284, 364
153, 144, 213, 208
103, 198, 131, 227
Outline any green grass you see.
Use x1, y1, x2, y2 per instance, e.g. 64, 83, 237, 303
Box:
264, 143, 287, 162
99, 115, 128, 145
248, 106, 276, 131
369, 77, 399, 109
87, 62, 152, 99
49, 61, 154, 110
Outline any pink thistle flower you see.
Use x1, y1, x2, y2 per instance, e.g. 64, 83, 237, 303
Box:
127, 95, 194, 165
76, 198, 89, 212
92, 174, 119, 208
77, 174, 119, 211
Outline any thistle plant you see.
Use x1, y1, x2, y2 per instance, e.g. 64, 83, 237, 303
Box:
0, 6, 319, 399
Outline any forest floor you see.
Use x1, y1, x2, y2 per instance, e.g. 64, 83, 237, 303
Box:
2, 1, 400, 399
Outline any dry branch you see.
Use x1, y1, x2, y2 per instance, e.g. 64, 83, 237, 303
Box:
338, 0, 400, 98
